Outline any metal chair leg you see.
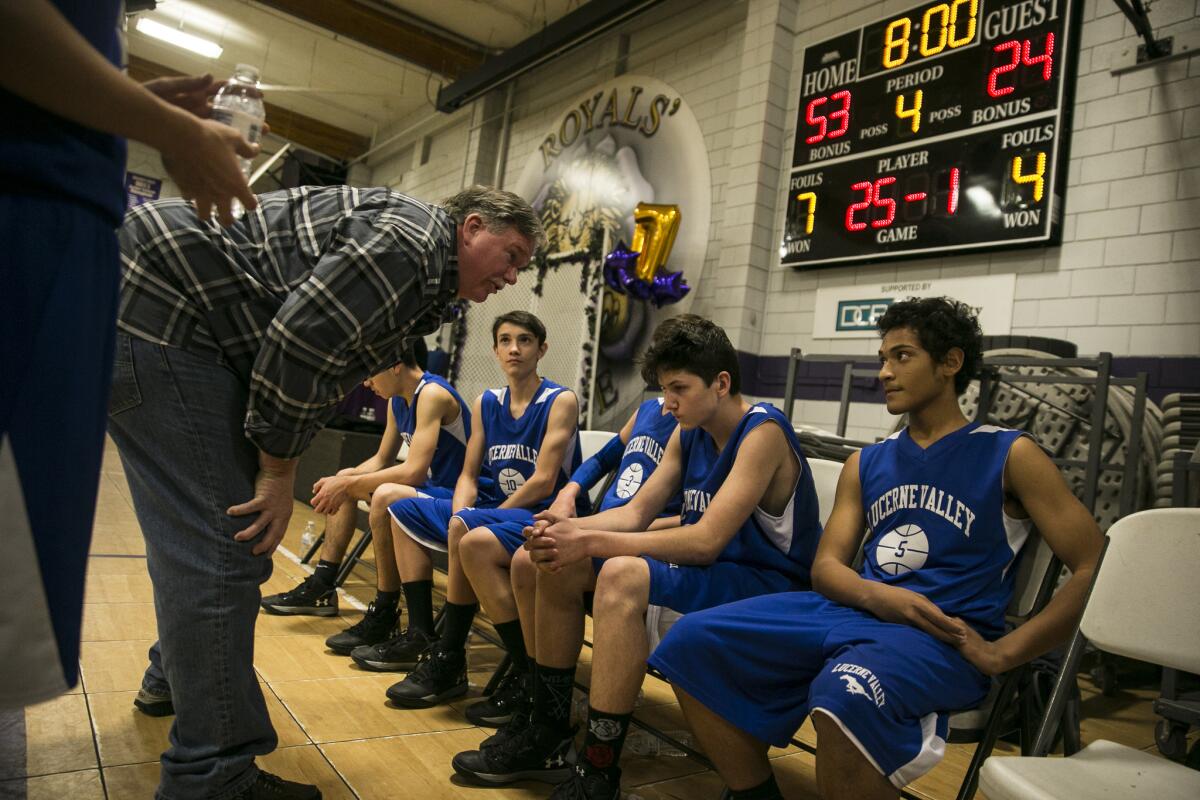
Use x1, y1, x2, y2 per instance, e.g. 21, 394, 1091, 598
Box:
300, 531, 325, 564
483, 654, 512, 696
334, 530, 373, 587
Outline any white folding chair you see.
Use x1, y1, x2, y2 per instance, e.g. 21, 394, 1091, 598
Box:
979, 508, 1200, 800
806, 457, 844, 526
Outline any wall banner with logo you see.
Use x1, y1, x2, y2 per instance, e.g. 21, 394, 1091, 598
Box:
450, 75, 712, 432
812, 274, 1016, 339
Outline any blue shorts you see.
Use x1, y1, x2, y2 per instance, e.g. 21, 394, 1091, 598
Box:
413, 485, 453, 500
649, 592, 989, 788
388, 497, 460, 552
638, 559, 796, 615
454, 507, 536, 556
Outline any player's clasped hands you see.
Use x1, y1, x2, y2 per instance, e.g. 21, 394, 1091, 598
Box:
523, 510, 585, 572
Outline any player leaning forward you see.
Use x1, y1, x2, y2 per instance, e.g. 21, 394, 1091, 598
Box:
452, 315, 826, 799
650, 297, 1103, 800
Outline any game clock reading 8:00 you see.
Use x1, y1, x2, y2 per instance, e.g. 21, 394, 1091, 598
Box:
783, 0, 1077, 268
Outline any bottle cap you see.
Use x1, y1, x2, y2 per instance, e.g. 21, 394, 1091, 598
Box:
234, 63, 260, 83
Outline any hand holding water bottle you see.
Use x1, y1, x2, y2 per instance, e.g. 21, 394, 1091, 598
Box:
210, 65, 266, 219
144, 69, 264, 226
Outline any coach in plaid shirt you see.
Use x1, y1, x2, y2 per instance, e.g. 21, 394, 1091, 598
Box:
107, 185, 544, 800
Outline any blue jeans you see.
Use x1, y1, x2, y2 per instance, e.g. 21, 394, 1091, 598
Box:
107, 333, 276, 800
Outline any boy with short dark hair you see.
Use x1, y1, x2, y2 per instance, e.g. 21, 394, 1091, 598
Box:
650, 297, 1103, 800
379, 311, 583, 707
452, 315, 823, 799
257, 338, 467, 626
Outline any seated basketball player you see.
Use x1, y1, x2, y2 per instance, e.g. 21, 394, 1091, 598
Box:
649, 297, 1104, 800
451, 315, 824, 798
378, 311, 583, 706
258, 340, 468, 638
457, 373, 683, 730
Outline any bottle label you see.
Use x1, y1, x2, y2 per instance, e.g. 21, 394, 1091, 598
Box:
212, 107, 262, 145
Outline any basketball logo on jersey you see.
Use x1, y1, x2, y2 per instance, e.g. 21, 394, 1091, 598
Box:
615, 463, 644, 498
498, 468, 526, 496
875, 524, 929, 575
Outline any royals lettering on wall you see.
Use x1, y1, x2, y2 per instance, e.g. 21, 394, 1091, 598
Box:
538, 86, 683, 167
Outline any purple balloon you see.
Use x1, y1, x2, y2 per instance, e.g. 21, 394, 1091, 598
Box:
603, 241, 641, 294
650, 269, 690, 307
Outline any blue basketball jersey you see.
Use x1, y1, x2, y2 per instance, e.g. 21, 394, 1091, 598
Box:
858, 422, 1033, 638
389, 372, 470, 490
678, 403, 822, 585
477, 377, 582, 512
600, 397, 681, 514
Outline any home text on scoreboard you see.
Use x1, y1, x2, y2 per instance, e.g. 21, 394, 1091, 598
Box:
782, 0, 1079, 268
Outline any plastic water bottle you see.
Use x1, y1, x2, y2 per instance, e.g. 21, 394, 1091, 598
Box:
569, 688, 588, 726
210, 63, 265, 217
623, 728, 692, 757
300, 520, 317, 551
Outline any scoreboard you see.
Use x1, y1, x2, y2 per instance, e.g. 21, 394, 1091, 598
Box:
781, 0, 1079, 268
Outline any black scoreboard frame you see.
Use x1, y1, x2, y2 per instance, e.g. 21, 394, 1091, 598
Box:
781, 0, 1083, 270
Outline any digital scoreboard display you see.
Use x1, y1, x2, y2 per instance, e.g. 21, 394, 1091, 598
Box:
782, 0, 1079, 268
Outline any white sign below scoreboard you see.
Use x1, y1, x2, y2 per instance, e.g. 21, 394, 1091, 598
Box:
813, 275, 1016, 339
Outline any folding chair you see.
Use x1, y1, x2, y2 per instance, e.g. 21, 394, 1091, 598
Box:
979, 508, 1200, 799
949, 526, 1066, 800
806, 457, 843, 526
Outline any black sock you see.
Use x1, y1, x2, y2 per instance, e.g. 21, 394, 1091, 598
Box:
582, 706, 632, 776
533, 663, 576, 733
729, 774, 783, 800
374, 589, 401, 612
493, 619, 528, 674
439, 601, 478, 651
312, 560, 339, 587
403, 580, 434, 635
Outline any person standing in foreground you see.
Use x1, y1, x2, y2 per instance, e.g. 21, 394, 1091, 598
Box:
0, 0, 257, 712
649, 297, 1102, 800
108, 185, 543, 800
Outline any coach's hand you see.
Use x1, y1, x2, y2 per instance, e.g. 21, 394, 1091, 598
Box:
864, 583, 966, 645
229, 454, 297, 556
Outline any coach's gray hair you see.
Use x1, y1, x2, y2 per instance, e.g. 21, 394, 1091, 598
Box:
441, 185, 547, 252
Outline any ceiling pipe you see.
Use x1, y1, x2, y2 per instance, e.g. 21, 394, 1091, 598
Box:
435, 0, 667, 112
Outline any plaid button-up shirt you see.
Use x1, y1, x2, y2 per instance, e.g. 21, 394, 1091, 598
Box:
117, 186, 459, 459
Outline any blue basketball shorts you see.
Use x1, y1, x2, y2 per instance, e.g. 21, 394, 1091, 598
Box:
389, 496, 455, 551
453, 506, 536, 556
649, 592, 990, 787
589, 557, 795, 615
414, 485, 453, 501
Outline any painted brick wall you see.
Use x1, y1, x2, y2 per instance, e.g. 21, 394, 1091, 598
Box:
365, 0, 751, 312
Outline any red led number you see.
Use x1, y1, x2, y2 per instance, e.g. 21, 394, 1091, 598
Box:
805, 90, 852, 144
988, 33, 1054, 98
844, 177, 898, 231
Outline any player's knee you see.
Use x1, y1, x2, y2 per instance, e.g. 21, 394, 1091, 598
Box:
458, 527, 494, 568
594, 556, 649, 616
447, 516, 468, 546
511, 547, 536, 588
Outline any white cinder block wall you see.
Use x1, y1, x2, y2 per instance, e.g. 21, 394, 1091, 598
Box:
363, 0, 1200, 440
